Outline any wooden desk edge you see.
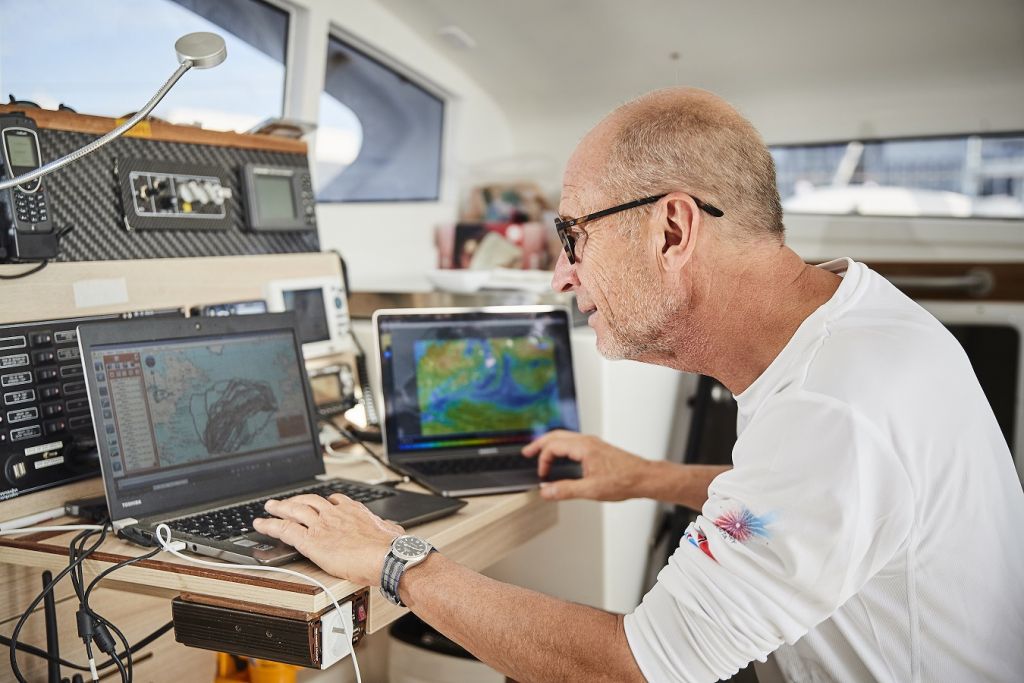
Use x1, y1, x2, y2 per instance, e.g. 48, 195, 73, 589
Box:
0, 490, 558, 634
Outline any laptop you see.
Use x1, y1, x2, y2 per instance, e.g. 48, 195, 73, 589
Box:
373, 305, 583, 497
77, 313, 465, 566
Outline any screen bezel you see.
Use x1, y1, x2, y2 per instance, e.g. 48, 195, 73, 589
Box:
77, 313, 325, 522
264, 276, 354, 360
242, 163, 314, 232
373, 305, 579, 462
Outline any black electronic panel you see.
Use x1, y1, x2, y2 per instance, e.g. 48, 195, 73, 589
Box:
0, 309, 183, 501
30, 126, 319, 261
117, 157, 233, 232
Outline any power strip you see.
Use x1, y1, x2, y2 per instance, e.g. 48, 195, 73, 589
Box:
319, 599, 355, 669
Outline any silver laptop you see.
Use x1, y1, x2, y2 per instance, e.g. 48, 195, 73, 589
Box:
373, 305, 582, 497
77, 313, 464, 565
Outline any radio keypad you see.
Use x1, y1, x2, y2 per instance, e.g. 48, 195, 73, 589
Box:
15, 189, 49, 225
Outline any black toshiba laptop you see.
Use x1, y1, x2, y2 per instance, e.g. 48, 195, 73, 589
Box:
77, 313, 465, 566
374, 306, 583, 497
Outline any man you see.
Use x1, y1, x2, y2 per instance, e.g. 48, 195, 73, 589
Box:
254, 88, 1024, 682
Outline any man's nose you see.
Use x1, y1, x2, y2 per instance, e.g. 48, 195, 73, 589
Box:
551, 249, 579, 293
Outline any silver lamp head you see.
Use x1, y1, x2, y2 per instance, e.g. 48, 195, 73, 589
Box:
175, 32, 227, 69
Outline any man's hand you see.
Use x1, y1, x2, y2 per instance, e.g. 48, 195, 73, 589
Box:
252, 493, 404, 586
521, 430, 652, 502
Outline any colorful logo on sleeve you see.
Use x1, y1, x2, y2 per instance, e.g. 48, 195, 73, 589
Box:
685, 526, 716, 560
713, 506, 773, 543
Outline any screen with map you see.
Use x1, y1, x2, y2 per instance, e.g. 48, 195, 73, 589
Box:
378, 309, 579, 454
89, 330, 315, 508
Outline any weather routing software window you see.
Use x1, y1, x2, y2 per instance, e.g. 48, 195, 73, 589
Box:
91, 331, 312, 491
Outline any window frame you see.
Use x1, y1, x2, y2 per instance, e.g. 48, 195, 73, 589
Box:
259, 0, 297, 122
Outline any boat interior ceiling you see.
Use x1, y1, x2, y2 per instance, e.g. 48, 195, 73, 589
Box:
378, 0, 1024, 149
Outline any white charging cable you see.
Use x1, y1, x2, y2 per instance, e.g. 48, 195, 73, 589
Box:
154, 524, 362, 683
320, 422, 388, 485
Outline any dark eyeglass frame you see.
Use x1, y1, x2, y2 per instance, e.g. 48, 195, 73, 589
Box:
554, 193, 724, 264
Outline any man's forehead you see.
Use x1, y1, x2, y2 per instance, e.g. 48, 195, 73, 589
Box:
560, 127, 614, 214
558, 182, 588, 215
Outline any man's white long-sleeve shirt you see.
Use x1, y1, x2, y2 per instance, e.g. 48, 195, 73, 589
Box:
624, 258, 1024, 682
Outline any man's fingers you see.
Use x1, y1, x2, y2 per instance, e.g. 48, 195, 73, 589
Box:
252, 516, 308, 548
536, 439, 586, 477
286, 494, 334, 513
328, 493, 364, 509
539, 478, 590, 501
264, 497, 322, 528
522, 429, 574, 457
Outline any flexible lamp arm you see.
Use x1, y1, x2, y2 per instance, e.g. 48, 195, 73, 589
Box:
0, 32, 226, 192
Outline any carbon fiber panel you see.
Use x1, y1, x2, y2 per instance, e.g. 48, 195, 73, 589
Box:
38, 129, 320, 261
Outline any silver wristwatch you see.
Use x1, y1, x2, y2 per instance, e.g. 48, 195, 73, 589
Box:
380, 535, 435, 607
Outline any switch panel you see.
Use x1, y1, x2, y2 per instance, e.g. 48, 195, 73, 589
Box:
117, 157, 234, 231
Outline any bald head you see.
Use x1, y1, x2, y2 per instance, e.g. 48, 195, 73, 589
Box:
571, 87, 784, 241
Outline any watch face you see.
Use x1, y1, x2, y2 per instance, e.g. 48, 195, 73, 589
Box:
392, 535, 429, 561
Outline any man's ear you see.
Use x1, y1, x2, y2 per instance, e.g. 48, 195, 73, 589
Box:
658, 193, 701, 271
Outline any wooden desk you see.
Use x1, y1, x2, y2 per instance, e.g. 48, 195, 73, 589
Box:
0, 459, 557, 672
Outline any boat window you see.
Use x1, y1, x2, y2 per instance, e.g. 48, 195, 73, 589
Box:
771, 134, 1024, 220
316, 33, 444, 203
0, 0, 289, 132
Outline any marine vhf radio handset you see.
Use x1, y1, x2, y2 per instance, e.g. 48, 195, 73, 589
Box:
0, 112, 57, 260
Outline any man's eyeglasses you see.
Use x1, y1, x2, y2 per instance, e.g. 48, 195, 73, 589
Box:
554, 193, 724, 264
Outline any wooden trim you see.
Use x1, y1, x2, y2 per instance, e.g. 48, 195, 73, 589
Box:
0, 104, 307, 154
179, 592, 327, 621
0, 535, 319, 594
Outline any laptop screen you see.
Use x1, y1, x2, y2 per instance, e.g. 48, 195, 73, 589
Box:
375, 307, 580, 457
79, 316, 321, 520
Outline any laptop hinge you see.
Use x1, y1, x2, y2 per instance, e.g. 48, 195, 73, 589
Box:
315, 473, 333, 481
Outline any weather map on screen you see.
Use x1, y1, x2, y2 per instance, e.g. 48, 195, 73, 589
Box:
413, 336, 560, 435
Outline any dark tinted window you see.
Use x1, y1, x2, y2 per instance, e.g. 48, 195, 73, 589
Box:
317, 35, 444, 202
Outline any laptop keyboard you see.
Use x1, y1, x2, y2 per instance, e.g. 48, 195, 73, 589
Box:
166, 480, 396, 542
407, 454, 537, 477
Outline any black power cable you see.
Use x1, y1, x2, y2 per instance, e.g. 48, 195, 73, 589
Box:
82, 544, 166, 682
0, 259, 48, 279
8, 526, 108, 683
7, 520, 168, 683
0, 622, 173, 673
68, 525, 134, 682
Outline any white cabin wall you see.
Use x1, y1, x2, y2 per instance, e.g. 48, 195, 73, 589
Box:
284, 0, 517, 292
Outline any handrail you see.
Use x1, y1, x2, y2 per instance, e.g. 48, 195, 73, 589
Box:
885, 268, 994, 297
